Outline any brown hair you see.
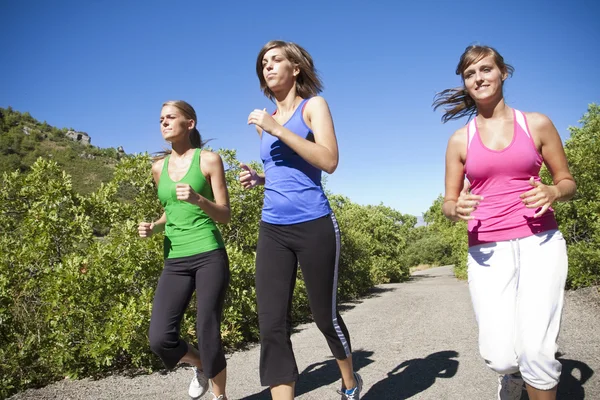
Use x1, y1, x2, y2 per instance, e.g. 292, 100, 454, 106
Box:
154, 100, 207, 159
256, 40, 323, 100
433, 45, 514, 123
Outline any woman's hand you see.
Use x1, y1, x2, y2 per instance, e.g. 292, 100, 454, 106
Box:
138, 222, 155, 238
454, 181, 483, 221
175, 184, 200, 204
520, 177, 558, 218
248, 108, 281, 136
239, 163, 261, 189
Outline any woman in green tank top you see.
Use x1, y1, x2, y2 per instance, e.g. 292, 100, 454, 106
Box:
138, 100, 231, 400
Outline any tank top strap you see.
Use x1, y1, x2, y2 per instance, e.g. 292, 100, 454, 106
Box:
299, 97, 310, 114
467, 118, 477, 150
160, 153, 171, 182
513, 109, 531, 139
185, 148, 203, 183
287, 98, 310, 123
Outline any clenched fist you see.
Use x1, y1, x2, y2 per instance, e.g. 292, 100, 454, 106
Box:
138, 222, 155, 238
239, 163, 260, 189
175, 184, 200, 204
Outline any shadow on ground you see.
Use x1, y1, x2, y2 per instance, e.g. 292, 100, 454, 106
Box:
338, 287, 396, 312
291, 287, 396, 333
408, 274, 439, 283
361, 350, 459, 399
556, 356, 594, 400
489, 355, 594, 400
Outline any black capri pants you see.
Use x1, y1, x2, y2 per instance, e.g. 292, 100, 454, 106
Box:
149, 248, 229, 378
255, 214, 352, 386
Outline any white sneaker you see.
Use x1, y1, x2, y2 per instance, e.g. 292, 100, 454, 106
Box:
208, 392, 226, 400
189, 367, 209, 399
497, 373, 524, 400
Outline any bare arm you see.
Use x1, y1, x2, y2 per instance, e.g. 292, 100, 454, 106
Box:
531, 113, 576, 200
201, 151, 231, 223
520, 113, 576, 216
442, 127, 482, 221
138, 161, 167, 238
176, 151, 231, 224
248, 96, 339, 174
238, 127, 266, 190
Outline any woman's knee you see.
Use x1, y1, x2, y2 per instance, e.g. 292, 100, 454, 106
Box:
149, 325, 178, 354
480, 347, 519, 375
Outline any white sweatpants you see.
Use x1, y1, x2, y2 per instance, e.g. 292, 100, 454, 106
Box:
467, 229, 568, 390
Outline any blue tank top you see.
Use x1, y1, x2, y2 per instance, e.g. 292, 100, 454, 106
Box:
260, 98, 331, 224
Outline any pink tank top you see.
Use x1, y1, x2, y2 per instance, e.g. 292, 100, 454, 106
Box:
464, 109, 558, 247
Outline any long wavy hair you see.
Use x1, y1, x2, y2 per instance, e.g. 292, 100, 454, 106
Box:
433, 45, 514, 123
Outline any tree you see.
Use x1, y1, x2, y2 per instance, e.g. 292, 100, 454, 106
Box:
542, 103, 600, 288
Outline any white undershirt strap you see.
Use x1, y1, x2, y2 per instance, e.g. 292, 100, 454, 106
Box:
514, 109, 531, 138
467, 118, 477, 149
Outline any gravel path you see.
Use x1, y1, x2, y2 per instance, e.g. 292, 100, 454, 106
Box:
9, 266, 600, 399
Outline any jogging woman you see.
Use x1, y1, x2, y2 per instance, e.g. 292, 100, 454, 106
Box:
139, 100, 231, 400
240, 41, 362, 400
434, 45, 576, 400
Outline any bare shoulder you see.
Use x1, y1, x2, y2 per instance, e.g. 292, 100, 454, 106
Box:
151, 157, 165, 174
303, 96, 332, 129
446, 125, 468, 162
201, 149, 223, 163
448, 125, 468, 148
199, 150, 223, 178
305, 95, 329, 111
524, 111, 554, 131
151, 157, 165, 183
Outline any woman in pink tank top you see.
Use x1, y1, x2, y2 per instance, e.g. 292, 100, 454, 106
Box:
434, 45, 576, 400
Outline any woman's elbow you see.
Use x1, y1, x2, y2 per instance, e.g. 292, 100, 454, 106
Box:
323, 159, 338, 174
217, 208, 231, 224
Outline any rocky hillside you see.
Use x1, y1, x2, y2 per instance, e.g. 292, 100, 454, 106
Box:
0, 106, 127, 195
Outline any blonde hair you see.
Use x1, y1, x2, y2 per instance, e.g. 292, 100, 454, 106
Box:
154, 100, 207, 159
256, 40, 323, 100
433, 45, 514, 123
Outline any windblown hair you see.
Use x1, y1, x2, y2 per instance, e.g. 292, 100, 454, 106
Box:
256, 40, 323, 100
433, 45, 514, 123
154, 100, 207, 160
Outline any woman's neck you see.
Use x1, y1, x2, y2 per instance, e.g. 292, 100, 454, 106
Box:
476, 97, 510, 121
170, 140, 194, 158
273, 86, 302, 114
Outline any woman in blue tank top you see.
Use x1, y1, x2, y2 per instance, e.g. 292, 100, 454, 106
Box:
239, 40, 362, 400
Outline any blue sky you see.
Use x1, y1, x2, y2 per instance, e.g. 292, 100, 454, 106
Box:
1, 0, 598, 216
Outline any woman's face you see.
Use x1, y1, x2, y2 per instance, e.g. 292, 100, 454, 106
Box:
463, 54, 506, 105
262, 47, 298, 92
160, 105, 194, 143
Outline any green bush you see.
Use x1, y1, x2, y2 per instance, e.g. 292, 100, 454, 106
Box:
541, 104, 600, 288
0, 149, 415, 398
2, 104, 598, 399
413, 195, 468, 279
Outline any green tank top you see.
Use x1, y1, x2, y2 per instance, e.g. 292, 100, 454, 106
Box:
157, 148, 225, 259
